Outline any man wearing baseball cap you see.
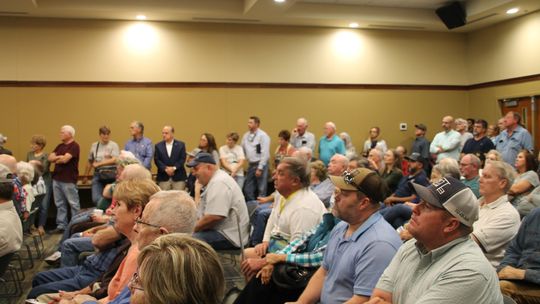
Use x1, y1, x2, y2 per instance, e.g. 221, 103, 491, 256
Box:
288, 168, 401, 304
368, 177, 503, 304
411, 123, 430, 164
187, 152, 250, 250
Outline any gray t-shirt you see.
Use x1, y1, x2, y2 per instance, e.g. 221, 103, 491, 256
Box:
376, 236, 503, 304
88, 141, 120, 162
512, 170, 540, 207
198, 169, 249, 247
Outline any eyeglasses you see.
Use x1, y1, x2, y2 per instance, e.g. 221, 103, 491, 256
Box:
129, 272, 144, 292
135, 217, 161, 229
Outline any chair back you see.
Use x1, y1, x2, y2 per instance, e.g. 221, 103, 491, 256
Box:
0, 252, 15, 278
503, 295, 518, 304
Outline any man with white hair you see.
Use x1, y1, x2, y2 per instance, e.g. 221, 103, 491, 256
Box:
0, 163, 22, 257
292, 147, 315, 162
0, 133, 12, 155
318, 122, 345, 166
48, 125, 80, 233
455, 118, 473, 151
291, 118, 316, 152
0, 154, 27, 218
125, 121, 153, 170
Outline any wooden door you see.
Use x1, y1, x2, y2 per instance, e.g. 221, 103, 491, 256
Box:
499, 96, 538, 154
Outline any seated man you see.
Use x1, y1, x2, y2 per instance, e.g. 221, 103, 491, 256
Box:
242, 157, 326, 279
368, 177, 503, 304
287, 168, 402, 304
459, 154, 481, 198
188, 152, 250, 249
380, 152, 430, 228
0, 164, 23, 258
498, 207, 540, 303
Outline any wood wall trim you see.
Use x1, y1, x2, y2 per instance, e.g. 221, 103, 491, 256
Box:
0, 73, 539, 90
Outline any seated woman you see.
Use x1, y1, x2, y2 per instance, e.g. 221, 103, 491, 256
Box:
309, 161, 334, 207
509, 150, 540, 217
198, 132, 220, 167
219, 132, 246, 188
130, 233, 225, 304
380, 149, 403, 193
235, 213, 339, 304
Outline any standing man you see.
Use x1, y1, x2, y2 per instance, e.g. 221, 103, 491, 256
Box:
48, 125, 80, 233
318, 122, 346, 166
430, 116, 461, 163
242, 116, 271, 201
154, 125, 187, 190
287, 168, 401, 304
411, 123, 430, 162
368, 177, 503, 304
461, 119, 495, 163
124, 121, 153, 170
291, 117, 316, 152
459, 154, 481, 198
496, 111, 533, 166
188, 153, 250, 249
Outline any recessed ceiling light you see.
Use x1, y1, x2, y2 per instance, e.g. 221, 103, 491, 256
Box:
274, 0, 286, 3
349, 22, 359, 28
506, 8, 519, 14
136, 15, 147, 20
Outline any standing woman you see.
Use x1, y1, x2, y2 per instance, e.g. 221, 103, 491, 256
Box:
381, 149, 403, 193
198, 133, 220, 167
83, 126, 120, 205
339, 132, 357, 159
27, 134, 51, 235
274, 130, 296, 168
219, 132, 246, 188
509, 150, 540, 217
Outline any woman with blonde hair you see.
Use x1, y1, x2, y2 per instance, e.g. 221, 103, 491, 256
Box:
130, 233, 225, 304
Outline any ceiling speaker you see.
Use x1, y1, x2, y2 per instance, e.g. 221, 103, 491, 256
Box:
436, 2, 466, 30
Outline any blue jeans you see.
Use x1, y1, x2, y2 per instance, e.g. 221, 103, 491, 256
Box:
38, 179, 53, 227
243, 164, 269, 201
60, 209, 94, 244
234, 175, 245, 190
250, 202, 273, 246
193, 230, 237, 250
380, 204, 413, 229
60, 235, 95, 267
91, 174, 107, 205
28, 264, 101, 299
53, 180, 81, 230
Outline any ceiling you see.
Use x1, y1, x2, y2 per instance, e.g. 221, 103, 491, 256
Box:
0, 0, 539, 32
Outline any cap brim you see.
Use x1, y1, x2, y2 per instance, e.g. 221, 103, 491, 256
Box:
329, 175, 357, 191
186, 160, 199, 168
412, 183, 444, 209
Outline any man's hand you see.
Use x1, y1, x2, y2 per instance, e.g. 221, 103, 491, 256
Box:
58, 290, 79, 300
165, 166, 175, 176
256, 264, 275, 285
365, 297, 392, 304
254, 242, 269, 257
241, 258, 267, 280
72, 294, 96, 304
383, 197, 394, 206
256, 169, 263, 177
498, 266, 526, 280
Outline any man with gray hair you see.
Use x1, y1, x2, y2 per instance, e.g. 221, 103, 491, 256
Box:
242, 157, 326, 279
187, 152, 250, 250
291, 118, 316, 152
0, 133, 12, 155
48, 125, 80, 233
318, 121, 346, 166
0, 163, 22, 257
0, 154, 27, 219
125, 121, 153, 170
292, 146, 315, 162
460, 154, 481, 198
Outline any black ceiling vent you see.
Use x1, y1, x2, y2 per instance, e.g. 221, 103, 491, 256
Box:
436, 2, 466, 30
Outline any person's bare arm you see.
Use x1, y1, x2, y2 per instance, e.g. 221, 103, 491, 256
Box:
194, 214, 225, 232
91, 226, 121, 251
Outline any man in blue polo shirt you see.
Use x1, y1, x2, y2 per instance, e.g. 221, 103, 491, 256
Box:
287, 168, 401, 304
495, 111, 533, 167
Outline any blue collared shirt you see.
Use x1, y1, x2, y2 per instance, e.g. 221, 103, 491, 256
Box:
321, 212, 402, 303
124, 137, 153, 169
495, 125, 533, 166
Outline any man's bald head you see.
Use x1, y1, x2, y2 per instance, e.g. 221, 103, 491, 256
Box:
0, 155, 17, 173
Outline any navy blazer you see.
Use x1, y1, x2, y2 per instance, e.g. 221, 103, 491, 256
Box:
154, 139, 187, 182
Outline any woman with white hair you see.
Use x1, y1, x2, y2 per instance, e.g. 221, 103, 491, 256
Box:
16, 161, 36, 215
339, 132, 357, 159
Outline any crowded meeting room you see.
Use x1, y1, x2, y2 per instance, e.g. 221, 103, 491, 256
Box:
1, 0, 540, 303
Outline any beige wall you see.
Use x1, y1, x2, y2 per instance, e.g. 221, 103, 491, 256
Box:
467, 11, 540, 84
0, 17, 467, 85
1, 87, 468, 172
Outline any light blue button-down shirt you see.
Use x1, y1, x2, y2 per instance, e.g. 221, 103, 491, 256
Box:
495, 125, 533, 166
241, 129, 270, 170
124, 136, 153, 169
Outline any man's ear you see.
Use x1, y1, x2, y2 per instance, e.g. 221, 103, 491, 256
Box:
159, 227, 169, 235
442, 217, 461, 234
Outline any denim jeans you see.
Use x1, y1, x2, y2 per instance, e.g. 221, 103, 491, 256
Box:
380, 204, 413, 229
60, 209, 94, 244
28, 264, 101, 299
234, 175, 245, 190
38, 179, 53, 227
91, 174, 108, 205
60, 235, 95, 267
249, 202, 273, 246
193, 230, 237, 250
53, 180, 81, 230
243, 164, 269, 201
